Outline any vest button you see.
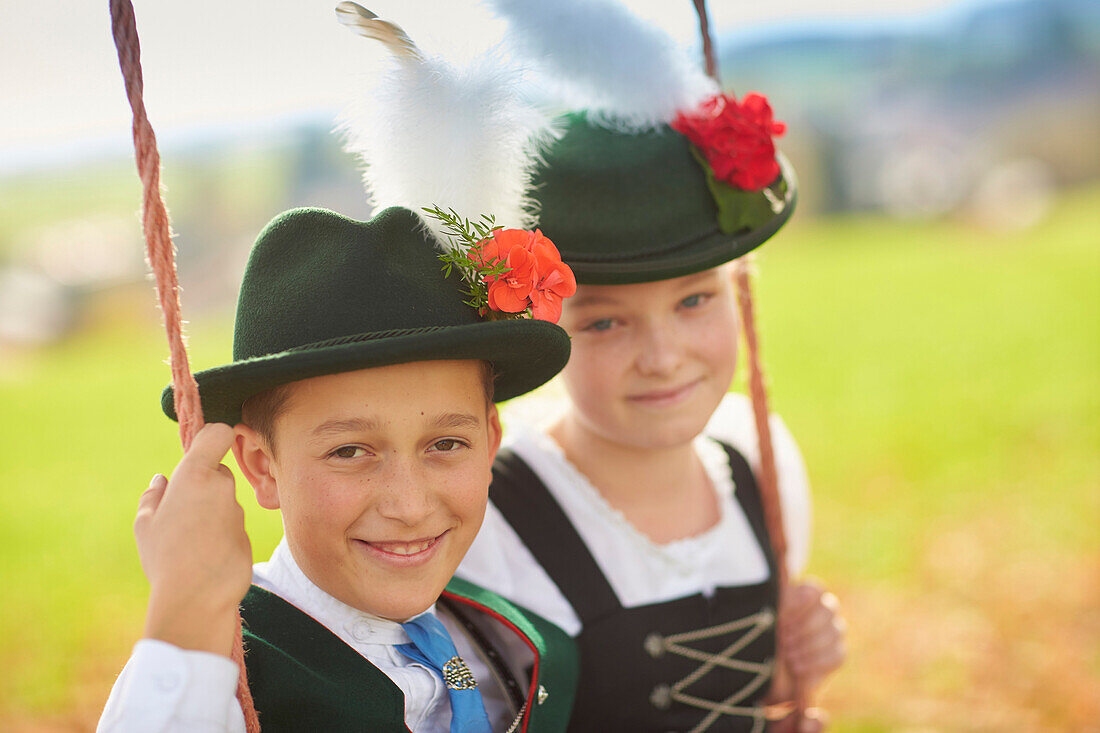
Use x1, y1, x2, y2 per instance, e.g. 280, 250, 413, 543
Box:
643, 632, 664, 658
649, 683, 672, 710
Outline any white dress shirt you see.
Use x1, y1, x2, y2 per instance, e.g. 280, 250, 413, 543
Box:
98, 540, 522, 733
458, 393, 812, 636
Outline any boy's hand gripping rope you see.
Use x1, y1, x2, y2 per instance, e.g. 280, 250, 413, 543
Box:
691, 0, 807, 725
108, 2, 261, 730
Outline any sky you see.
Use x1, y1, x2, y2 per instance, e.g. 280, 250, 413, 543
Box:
0, 0, 966, 172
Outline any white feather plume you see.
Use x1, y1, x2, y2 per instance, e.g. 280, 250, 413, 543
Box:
485, 0, 716, 130
336, 4, 556, 248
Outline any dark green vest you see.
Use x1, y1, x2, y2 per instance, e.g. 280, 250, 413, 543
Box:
240, 577, 577, 732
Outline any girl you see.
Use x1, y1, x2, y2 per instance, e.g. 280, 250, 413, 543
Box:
457, 108, 846, 732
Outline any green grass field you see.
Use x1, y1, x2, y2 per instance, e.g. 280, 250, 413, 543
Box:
1, 187, 1096, 731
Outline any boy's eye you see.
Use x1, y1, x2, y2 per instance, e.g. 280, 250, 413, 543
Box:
331, 445, 367, 459
430, 439, 466, 452
582, 318, 615, 332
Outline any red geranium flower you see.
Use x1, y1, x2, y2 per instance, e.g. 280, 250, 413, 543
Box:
671, 92, 786, 191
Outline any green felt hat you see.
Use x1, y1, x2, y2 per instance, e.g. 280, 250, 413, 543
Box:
532, 112, 797, 285
162, 206, 571, 424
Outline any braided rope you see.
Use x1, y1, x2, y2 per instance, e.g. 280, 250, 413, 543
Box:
108, 2, 260, 730
690, 0, 806, 723
732, 262, 788, 590
108, 1, 202, 451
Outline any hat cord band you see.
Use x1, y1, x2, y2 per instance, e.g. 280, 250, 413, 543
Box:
285, 325, 452, 353
561, 224, 727, 263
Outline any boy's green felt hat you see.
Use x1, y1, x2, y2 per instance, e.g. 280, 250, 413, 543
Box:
162, 206, 571, 425
532, 112, 797, 285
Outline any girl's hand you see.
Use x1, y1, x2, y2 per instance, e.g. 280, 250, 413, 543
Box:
134, 423, 253, 657
767, 701, 830, 733
780, 579, 847, 691
766, 580, 846, 731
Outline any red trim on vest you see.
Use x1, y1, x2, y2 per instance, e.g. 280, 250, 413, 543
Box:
441, 591, 540, 733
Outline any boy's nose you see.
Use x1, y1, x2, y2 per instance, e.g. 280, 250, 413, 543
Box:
634, 320, 684, 377
374, 457, 436, 526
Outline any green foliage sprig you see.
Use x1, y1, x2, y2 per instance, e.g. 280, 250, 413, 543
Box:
423, 206, 513, 314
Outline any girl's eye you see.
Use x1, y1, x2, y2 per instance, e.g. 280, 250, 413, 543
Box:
583, 318, 615, 332
331, 445, 367, 459
679, 293, 711, 309
430, 439, 466, 453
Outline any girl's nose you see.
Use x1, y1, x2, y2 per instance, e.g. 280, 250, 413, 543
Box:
634, 319, 683, 377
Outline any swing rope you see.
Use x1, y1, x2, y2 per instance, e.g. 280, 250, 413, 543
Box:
108, 1, 261, 730
690, 0, 806, 724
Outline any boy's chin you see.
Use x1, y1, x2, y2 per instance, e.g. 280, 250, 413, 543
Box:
343, 573, 455, 623
370, 594, 446, 624
354, 554, 473, 623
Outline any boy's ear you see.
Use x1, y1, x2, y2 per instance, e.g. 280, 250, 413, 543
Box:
232, 424, 280, 510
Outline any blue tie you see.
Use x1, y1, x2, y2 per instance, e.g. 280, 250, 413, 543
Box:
398, 612, 493, 733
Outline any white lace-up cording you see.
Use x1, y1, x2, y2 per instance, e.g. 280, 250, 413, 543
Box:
647, 608, 774, 733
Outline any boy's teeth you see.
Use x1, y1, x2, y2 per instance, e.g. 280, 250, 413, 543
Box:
376, 539, 433, 555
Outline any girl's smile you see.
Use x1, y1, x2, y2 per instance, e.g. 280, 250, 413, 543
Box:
625, 377, 705, 409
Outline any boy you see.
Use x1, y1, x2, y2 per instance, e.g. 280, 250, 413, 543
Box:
98, 205, 578, 732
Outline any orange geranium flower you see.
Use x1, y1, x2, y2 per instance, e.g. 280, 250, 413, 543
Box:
473, 228, 522, 269
490, 257, 536, 314
474, 227, 576, 323
478, 229, 535, 313
528, 231, 576, 322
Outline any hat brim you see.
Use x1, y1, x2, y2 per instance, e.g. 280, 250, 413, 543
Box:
565, 154, 798, 285
162, 318, 570, 425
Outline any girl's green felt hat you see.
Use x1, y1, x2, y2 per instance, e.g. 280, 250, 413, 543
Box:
531, 112, 797, 285
162, 206, 571, 425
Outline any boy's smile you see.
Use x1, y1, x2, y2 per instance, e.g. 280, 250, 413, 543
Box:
233, 360, 501, 622
357, 533, 446, 558
353, 530, 450, 569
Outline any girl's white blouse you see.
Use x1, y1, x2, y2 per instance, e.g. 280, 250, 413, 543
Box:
458, 393, 812, 637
